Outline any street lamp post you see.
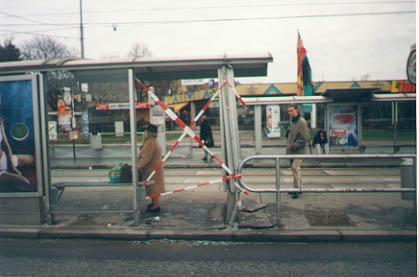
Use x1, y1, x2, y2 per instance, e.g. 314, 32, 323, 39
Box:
80, 0, 85, 58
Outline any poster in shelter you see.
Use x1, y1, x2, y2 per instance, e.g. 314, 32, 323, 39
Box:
0, 78, 38, 192
328, 104, 359, 148
266, 105, 281, 138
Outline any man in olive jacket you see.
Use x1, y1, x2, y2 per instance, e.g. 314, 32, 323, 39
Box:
286, 104, 309, 199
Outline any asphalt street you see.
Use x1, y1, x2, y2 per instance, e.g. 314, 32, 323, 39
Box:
0, 238, 416, 277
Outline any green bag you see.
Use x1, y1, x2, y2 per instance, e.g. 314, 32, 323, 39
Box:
109, 163, 122, 183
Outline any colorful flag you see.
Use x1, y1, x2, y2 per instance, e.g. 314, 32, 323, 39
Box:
297, 31, 314, 97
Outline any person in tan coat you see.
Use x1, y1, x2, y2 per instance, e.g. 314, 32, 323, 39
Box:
138, 123, 165, 213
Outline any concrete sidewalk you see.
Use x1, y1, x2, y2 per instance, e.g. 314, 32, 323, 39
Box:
0, 168, 416, 241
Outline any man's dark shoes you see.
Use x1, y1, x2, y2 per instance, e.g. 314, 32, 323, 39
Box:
288, 191, 300, 199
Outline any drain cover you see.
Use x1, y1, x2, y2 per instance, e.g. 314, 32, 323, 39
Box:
305, 210, 355, 226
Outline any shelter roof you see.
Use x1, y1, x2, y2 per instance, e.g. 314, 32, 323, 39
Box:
0, 53, 273, 80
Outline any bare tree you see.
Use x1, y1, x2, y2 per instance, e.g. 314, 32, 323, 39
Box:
19, 36, 77, 111
128, 42, 152, 58
20, 36, 75, 60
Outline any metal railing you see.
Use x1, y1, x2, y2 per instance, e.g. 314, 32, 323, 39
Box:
236, 154, 417, 227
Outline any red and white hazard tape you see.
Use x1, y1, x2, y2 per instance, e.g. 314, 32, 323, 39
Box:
145, 174, 242, 200
147, 87, 249, 195
230, 85, 247, 108
134, 79, 249, 196
144, 83, 225, 183
145, 131, 187, 183
188, 80, 230, 127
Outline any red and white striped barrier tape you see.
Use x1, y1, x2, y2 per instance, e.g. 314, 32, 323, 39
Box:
147, 87, 249, 195
134, 79, 249, 196
145, 174, 242, 199
146, 82, 227, 182
144, 83, 226, 183
230, 85, 247, 108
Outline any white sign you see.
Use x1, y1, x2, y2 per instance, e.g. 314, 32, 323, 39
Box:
81, 83, 89, 93
114, 121, 124, 137
181, 79, 207, 86
48, 121, 58, 141
266, 105, 281, 138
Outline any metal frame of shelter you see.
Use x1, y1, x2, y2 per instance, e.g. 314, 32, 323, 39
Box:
0, 53, 272, 225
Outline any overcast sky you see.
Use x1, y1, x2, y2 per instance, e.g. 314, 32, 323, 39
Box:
0, 0, 416, 83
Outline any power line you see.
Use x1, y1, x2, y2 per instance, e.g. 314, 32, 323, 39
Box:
18, 26, 78, 33
0, 10, 414, 27
12, 1, 416, 17
0, 29, 79, 40
0, 11, 58, 26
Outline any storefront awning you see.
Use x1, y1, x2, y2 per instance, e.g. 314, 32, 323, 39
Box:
168, 102, 189, 112
323, 88, 377, 102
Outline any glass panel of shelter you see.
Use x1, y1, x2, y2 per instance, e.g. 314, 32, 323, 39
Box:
45, 69, 136, 215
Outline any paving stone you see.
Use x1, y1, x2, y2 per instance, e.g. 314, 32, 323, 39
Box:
305, 209, 356, 226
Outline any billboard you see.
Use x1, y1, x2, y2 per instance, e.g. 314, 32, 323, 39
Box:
57, 98, 71, 131
0, 78, 38, 192
328, 104, 359, 148
266, 105, 281, 138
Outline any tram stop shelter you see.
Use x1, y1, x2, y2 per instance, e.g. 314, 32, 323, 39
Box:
243, 87, 415, 155
0, 53, 272, 225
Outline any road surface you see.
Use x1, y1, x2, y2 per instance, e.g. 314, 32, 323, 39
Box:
0, 238, 416, 276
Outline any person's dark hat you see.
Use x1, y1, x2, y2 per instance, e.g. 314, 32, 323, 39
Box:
139, 119, 150, 128
146, 123, 158, 134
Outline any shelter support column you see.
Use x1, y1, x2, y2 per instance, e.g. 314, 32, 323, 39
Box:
254, 105, 262, 154
310, 104, 317, 129
392, 101, 398, 153
129, 69, 141, 225
190, 102, 196, 125
149, 92, 166, 153
218, 65, 241, 227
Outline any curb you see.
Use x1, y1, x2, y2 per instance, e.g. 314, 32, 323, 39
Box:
0, 227, 416, 242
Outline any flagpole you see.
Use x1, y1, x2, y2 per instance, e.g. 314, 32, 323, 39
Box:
297, 30, 317, 129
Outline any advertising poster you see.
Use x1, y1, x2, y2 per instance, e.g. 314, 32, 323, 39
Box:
328, 104, 359, 148
67, 130, 80, 140
57, 98, 71, 131
81, 111, 89, 140
48, 121, 58, 141
0, 79, 38, 192
266, 105, 281, 138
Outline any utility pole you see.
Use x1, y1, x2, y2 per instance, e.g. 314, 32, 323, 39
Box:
79, 0, 85, 58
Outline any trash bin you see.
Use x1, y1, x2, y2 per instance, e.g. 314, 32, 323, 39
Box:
90, 133, 102, 160
400, 158, 416, 200
90, 133, 102, 149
